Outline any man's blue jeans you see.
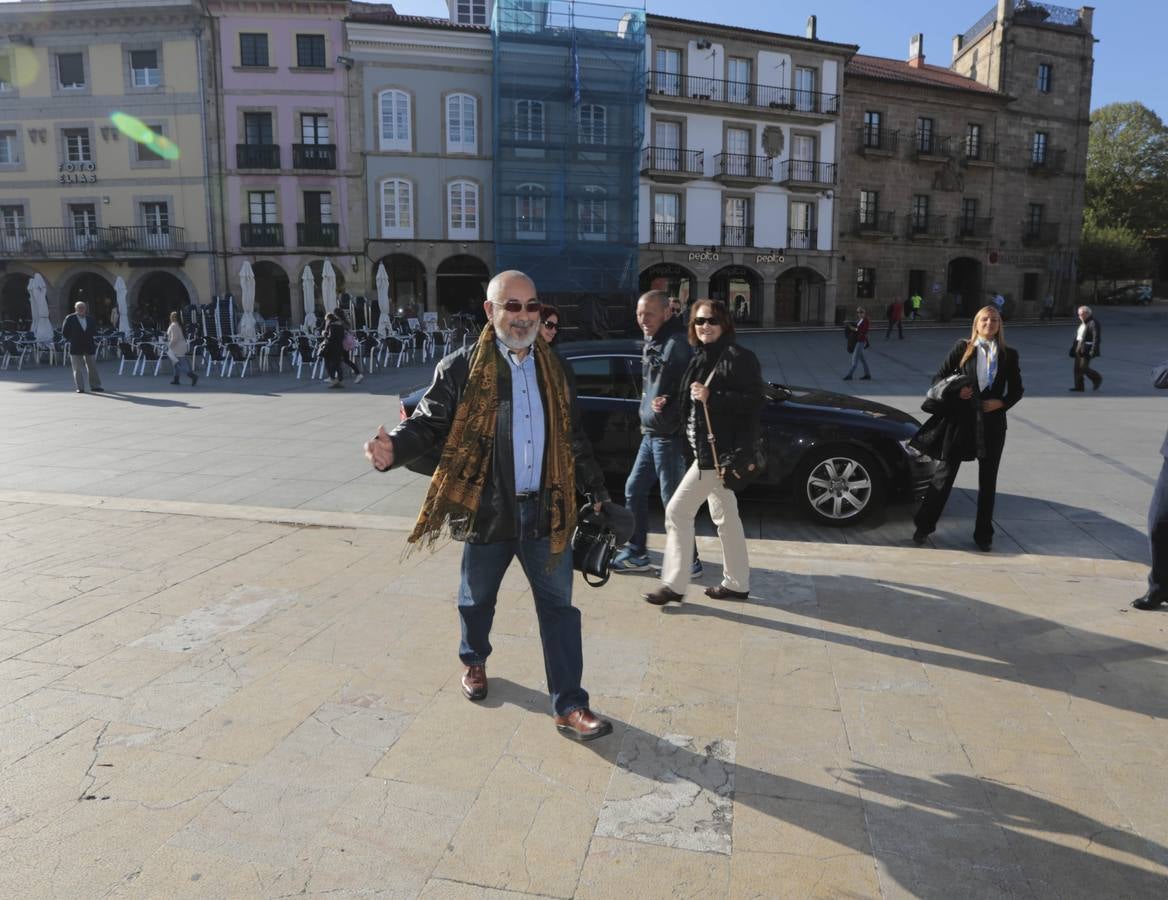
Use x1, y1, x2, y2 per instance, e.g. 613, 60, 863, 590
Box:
457, 495, 588, 716
624, 434, 687, 555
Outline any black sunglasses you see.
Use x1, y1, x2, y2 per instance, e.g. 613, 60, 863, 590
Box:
693, 316, 720, 326
493, 299, 542, 313
542, 320, 559, 330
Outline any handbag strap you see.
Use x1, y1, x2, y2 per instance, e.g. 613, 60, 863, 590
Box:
699, 351, 726, 480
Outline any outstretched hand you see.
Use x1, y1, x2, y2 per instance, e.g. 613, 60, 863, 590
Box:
365, 425, 394, 471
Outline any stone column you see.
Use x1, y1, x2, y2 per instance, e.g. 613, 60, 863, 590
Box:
424, 268, 438, 312
764, 279, 778, 327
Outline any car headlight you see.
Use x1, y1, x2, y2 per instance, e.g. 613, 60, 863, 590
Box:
899, 439, 931, 462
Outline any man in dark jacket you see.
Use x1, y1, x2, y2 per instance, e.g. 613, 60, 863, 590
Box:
1133, 359, 1168, 610
612, 290, 698, 574
1069, 305, 1102, 391
363, 270, 614, 742
61, 301, 104, 393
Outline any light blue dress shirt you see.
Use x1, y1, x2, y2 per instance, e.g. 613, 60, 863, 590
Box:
498, 341, 546, 494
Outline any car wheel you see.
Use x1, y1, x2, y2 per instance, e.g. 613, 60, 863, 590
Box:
796, 447, 886, 526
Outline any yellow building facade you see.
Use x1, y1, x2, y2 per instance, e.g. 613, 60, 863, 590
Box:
0, 0, 218, 328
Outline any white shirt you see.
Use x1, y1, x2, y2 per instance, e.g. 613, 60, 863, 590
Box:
1076, 322, 1087, 343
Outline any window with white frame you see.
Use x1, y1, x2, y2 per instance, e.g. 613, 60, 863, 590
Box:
578, 104, 606, 145
141, 201, 170, 248
248, 191, 277, 224
447, 180, 479, 240
446, 93, 477, 154
0, 52, 12, 91
130, 50, 160, 87
514, 100, 544, 143
379, 90, 411, 151
63, 128, 92, 162
455, 0, 487, 26
301, 114, 329, 144
0, 130, 19, 165
515, 183, 546, 239
578, 186, 607, 240
0, 205, 25, 251
380, 178, 414, 238
69, 203, 98, 247
56, 52, 85, 89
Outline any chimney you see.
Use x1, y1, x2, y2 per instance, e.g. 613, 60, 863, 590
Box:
996, 0, 1014, 23
908, 33, 925, 68
806, 15, 817, 40
1079, 6, 1094, 33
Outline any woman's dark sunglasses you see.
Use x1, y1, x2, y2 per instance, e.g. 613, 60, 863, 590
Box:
542, 320, 559, 330
693, 316, 720, 326
494, 300, 542, 313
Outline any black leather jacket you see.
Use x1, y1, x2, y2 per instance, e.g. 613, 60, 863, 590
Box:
388, 342, 610, 544
680, 338, 766, 470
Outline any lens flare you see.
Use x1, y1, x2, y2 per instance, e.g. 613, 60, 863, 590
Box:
109, 111, 181, 160
8, 47, 40, 88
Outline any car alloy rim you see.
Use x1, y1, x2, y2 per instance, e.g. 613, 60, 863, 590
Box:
806, 456, 872, 520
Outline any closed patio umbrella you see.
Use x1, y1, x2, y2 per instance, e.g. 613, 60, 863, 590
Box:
114, 276, 131, 337
239, 261, 257, 341
375, 263, 391, 337
301, 265, 317, 331
321, 259, 337, 317
29, 274, 53, 343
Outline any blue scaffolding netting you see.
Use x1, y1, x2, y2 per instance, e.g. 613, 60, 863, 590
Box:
492, 0, 646, 301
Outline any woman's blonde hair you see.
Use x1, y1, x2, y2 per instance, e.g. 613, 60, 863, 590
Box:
959, 305, 1007, 367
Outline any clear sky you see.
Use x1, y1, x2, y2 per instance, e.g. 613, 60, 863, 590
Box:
391, 0, 1166, 119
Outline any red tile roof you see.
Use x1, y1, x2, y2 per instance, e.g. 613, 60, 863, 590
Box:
848, 53, 1008, 97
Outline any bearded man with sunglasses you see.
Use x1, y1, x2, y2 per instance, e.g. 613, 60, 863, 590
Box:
364, 270, 614, 741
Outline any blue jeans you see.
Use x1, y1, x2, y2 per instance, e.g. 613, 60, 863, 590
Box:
624, 434, 687, 554
845, 344, 870, 378
457, 495, 588, 716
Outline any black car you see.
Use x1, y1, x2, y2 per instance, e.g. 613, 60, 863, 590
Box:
399, 340, 937, 526
1098, 284, 1153, 306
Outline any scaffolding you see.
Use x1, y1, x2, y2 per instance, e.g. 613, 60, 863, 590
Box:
492, 0, 646, 306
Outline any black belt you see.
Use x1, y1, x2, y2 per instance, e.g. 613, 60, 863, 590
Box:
516, 491, 539, 501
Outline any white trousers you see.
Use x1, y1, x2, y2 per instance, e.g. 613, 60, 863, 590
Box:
662, 462, 750, 594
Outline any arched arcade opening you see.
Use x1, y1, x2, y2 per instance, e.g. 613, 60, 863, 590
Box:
0, 273, 32, 328
253, 261, 291, 324
66, 272, 117, 327
436, 255, 490, 320
710, 265, 762, 325
376, 254, 426, 317
638, 263, 695, 307
134, 271, 191, 330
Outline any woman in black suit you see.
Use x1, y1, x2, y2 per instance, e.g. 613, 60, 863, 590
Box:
913, 305, 1024, 551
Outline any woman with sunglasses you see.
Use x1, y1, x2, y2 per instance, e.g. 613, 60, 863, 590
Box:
643, 300, 765, 606
540, 304, 561, 347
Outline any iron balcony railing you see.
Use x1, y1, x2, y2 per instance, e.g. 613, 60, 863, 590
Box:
852, 210, 896, 233
1022, 222, 1060, 246
651, 220, 685, 244
777, 159, 837, 185
907, 214, 948, 238
641, 146, 704, 175
292, 143, 336, 170
296, 222, 339, 247
956, 216, 993, 238
721, 224, 753, 247
240, 222, 284, 247
647, 70, 840, 115
236, 143, 281, 169
787, 228, 818, 250
1028, 147, 1067, 174
715, 152, 772, 180
915, 133, 953, 158
858, 126, 899, 153
962, 140, 998, 163
0, 225, 189, 257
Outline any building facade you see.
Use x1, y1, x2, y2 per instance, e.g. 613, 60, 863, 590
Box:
638, 15, 856, 326
0, 0, 216, 328
206, 0, 361, 325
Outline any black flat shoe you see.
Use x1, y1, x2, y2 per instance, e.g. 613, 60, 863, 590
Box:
643, 586, 683, 606
911, 529, 928, 546
705, 585, 749, 600
975, 539, 992, 552
1131, 595, 1165, 611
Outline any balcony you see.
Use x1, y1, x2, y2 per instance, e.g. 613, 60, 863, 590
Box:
851, 210, 896, 235
962, 140, 998, 166
858, 127, 899, 156
236, 143, 280, 169
906, 214, 948, 240
1022, 222, 1060, 246
787, 228, 818, 251
297, 222, 339, 247
714, 152, 772, 184
650, 220, 685, 245
0, 225, 190, 259
240, 223, 284, 247
914, 134, 953, 161
641, 146, 704, 180
777, 159, 837, 188
721, 224, 753, 248
646, 70, 839, 117
1028, 148, 1067, 175
956, 216, 993, 240
292, 143, 336, 170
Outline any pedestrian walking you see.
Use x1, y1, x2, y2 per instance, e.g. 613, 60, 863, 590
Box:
539, 303, 561, 347
1068, 305, 1102, 391
364, 270, 615, 741
1040, 293, 1055, 321
912, 305, 1024, 552
843, 307, 871, 380
61, 301, 104, 393
321, 311, 346, 388
909, 291, 923, 320
642, 299, 765, 606
611, 290, 701, 577
166, 311, 197, 386
885, 298, 904, 340
1132, 359, 1168, 610
991, 291, 1006, 314
336, 313, 365, 384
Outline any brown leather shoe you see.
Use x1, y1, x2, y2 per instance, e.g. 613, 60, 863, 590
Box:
461, 664, 487, 701
705, 584, 749, 600
554, 707, 613, 741
643, 586, 683, 606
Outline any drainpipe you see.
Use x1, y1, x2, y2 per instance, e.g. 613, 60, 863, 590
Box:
194, 10, 220, 298
201, 0, 231, 298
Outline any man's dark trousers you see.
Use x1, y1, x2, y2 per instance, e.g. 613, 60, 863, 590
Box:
1073, 353, 1101, 390
1147, 458, 1168, 605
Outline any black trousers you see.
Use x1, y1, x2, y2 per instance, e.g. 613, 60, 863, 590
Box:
885, 319, 904, 339
1148, 458, 1168, 603
914, 413, 1006, 544
1073, 354, 1101, 389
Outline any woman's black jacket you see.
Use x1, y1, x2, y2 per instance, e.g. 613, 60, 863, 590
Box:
679, 338, 766, 470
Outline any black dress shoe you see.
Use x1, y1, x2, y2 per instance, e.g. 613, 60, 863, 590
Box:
643, 586, 683, 606
75, 389, 85, 393
1131, 595, 1165, 611
975, 539, 992, 552
90, 387, 105, 393
705, 584, 749, 600
1068, 387, 1085, 392
911, 529, 928, 546
1092, 378, 1102, 391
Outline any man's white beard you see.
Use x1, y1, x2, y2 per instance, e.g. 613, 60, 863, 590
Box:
493, 319, 538, 351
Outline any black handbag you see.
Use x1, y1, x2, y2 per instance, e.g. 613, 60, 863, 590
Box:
571, 504, 617, 587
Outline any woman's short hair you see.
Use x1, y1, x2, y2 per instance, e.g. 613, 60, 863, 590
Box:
687, 299, 736, 346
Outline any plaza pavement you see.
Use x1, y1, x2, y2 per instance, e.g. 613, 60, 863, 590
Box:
0, 307, 1166, 897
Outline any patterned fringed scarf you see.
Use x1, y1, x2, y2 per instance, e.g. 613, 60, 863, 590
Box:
407, 322, 577, 563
